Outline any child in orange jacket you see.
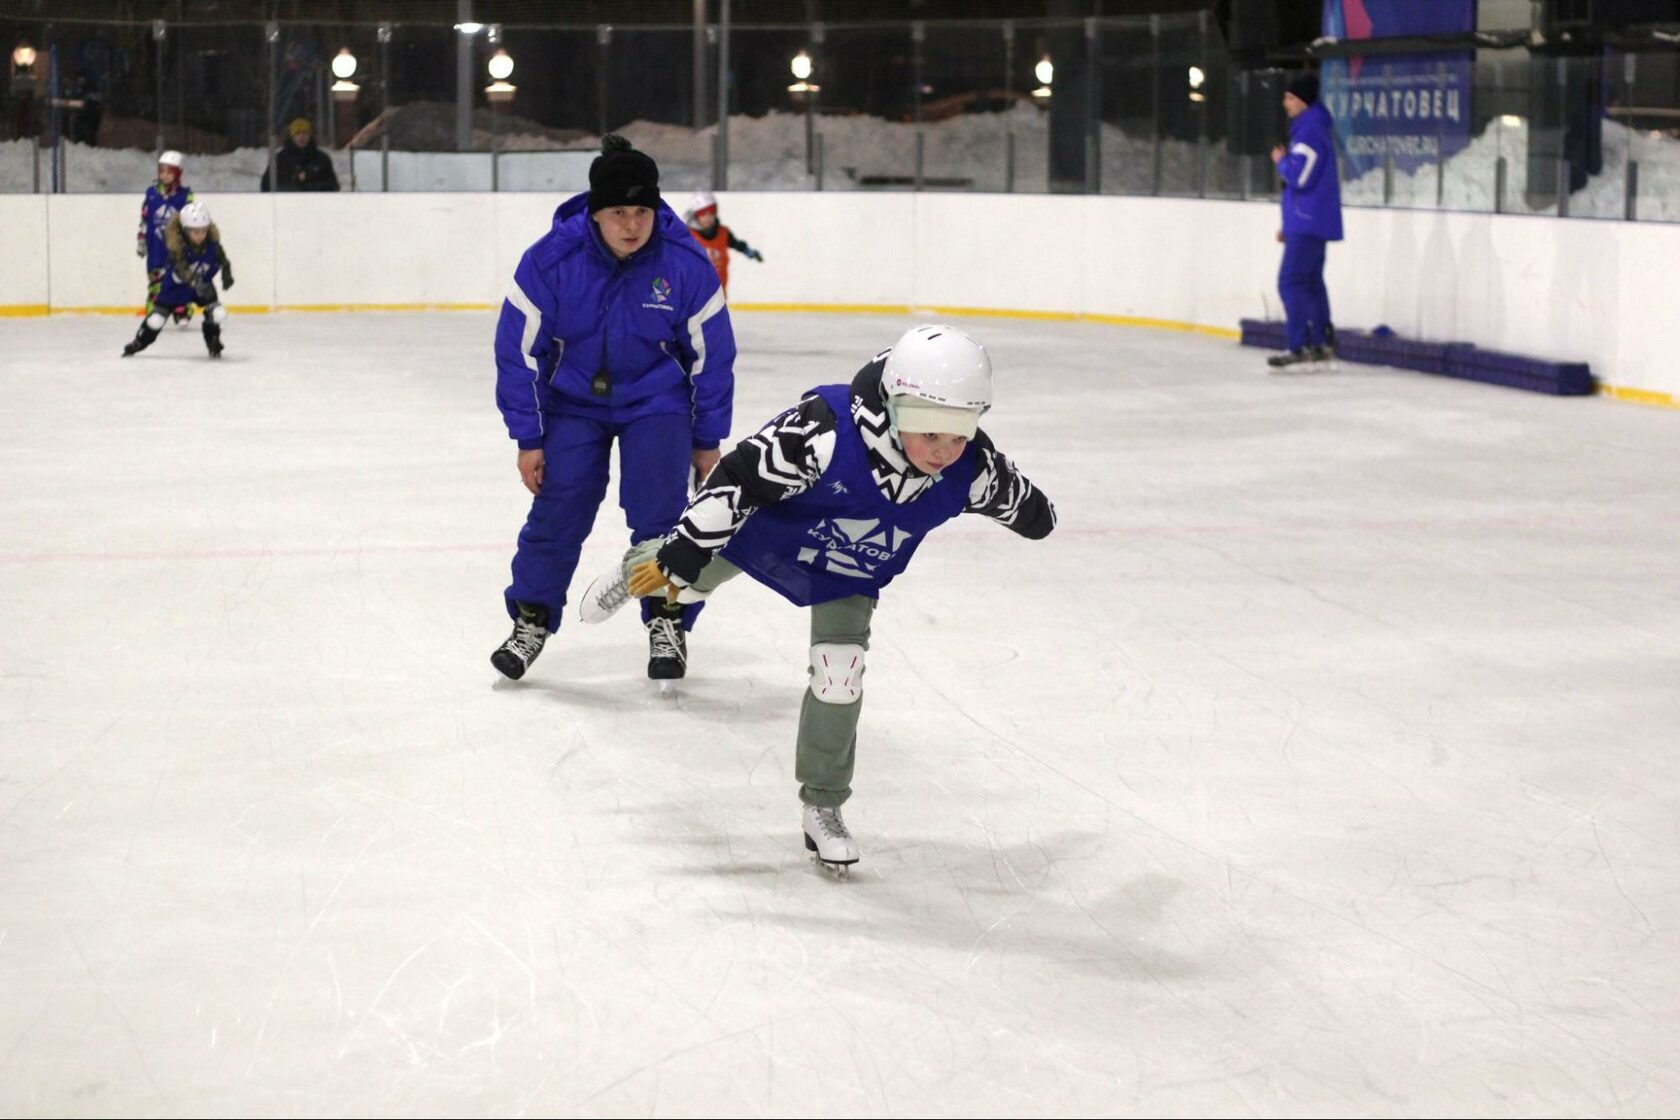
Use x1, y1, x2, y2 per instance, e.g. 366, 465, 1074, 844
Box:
685, 191, 763, 294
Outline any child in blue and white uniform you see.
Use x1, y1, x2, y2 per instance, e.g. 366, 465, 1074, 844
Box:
137, 151, 195, 322
577, 325, 1056, 870
121, 201, 234, 359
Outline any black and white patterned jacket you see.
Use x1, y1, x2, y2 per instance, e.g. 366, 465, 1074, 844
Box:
658, 357, 1056, 586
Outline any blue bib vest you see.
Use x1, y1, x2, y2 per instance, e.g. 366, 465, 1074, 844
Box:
720, 383, 975, 607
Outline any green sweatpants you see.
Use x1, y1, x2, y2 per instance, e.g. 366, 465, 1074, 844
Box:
620, 541, 874, 806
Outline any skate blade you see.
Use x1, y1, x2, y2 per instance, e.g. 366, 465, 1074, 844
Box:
654, 679, 680, 700
803, 833, 857, 876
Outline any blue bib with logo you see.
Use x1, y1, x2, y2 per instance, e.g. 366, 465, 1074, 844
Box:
720, 383, 974, 607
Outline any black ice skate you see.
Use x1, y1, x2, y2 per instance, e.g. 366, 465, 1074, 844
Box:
122, 323, 161, 357
203, 321, 224, 359
491, 601, 549, 680
803, 804, 860, 873
1267, 348, 1314, 370
645, 603, 687, 681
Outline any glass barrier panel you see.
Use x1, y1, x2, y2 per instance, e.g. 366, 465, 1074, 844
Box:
806, 23, 914, 192
1, 16, 47, 192
914, 22, 1016, 193
606, 27, 709, 193
716, 26, 815, 191
1155, 15, 1214, 196
1096, 19, 1158, 196
1618, 49, 1680, 222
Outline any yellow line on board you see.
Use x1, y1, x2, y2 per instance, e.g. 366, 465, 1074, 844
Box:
283, 302, 497, 313
730, 302, 912, 315
19, 302, 498, 317
732, 300, 1243, 340
1599, 383, 1680, 410
920, 304, 1080, 323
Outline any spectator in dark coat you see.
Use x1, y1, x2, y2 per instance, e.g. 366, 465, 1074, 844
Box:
260, 117, 340, 192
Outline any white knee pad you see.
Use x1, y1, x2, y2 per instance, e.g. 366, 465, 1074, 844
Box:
207, 303, 228, 324
809, 642, 865, 704
144, 311, 167, 330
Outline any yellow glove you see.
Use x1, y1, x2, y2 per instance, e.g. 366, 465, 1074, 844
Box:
627, 559, 679, 602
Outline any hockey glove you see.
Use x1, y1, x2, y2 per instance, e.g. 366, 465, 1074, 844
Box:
192, 280, 216, 303
136, 238, 146, 259
747, 249, 764, 262
221, 270, 235, 291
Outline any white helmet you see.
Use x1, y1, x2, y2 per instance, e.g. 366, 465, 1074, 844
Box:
881, 325, 992, 438
687, 190, 718, 228
180, 201, 212, 229
158, 150, 184, 170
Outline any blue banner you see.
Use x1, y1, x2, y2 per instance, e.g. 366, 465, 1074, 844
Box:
1320, 1, 1477, 175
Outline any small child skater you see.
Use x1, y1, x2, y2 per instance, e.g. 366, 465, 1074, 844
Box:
577, 325, 1056, 871
685, 191, 763, 296
121, 201, 235, 360
137, 150, 195, 324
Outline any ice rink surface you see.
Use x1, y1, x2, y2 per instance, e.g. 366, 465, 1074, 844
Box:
2, 309, 1678, 1117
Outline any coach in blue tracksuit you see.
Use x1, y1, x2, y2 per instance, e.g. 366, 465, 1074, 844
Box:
489, 134, 736, 683
1269, 73, 1343, 369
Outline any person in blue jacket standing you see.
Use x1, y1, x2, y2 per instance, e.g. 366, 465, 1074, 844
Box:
490, 134, 737, 684
1269, 72, 1343, 370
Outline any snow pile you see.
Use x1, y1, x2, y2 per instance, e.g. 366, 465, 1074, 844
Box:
3, 105, 1677, 222
0, 138, 352, 194
1338, 116, 1680, 222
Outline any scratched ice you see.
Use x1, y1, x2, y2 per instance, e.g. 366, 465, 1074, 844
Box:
2, 310, 1678, 1115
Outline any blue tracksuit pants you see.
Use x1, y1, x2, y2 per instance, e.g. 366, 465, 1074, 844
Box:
1279, 235, 1332, 352
505, 409, 702, 632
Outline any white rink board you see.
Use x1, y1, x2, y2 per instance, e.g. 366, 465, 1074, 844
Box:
2, 309, 1678, 1115
0, 193, 48, 309
3, 190, 1679, 397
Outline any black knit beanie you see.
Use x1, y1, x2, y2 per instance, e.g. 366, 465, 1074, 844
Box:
588, 134, 661, 213
1286, 72, 1319, 106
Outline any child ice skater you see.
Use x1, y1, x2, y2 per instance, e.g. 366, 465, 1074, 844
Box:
577, 325, 1056, 871
137, 150, 196, 324
122, 201, 234, 359
685, 191, 763, 296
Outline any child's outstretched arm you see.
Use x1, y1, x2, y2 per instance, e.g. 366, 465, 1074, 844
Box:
964, 432, 1056, 540
725, 229, 763, 262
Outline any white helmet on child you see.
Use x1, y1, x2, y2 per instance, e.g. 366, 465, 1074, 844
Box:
880, 325, 992, 439
180, 201, 212, 229
687, 190, 718, 228
158, 150, 184, 170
